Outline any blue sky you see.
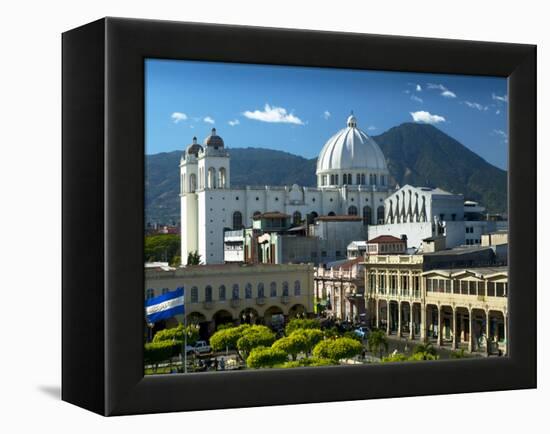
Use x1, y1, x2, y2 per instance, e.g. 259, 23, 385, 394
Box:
145, 59, 508, 170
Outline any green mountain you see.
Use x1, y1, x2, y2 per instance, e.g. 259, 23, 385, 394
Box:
145, 123, 507, 224
374, 123, 507, 214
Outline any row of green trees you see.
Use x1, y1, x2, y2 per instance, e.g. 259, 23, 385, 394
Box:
144, 324, 200, 371
209, 319, 364, 369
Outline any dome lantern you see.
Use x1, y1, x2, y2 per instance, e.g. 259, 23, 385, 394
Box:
347, 112, 357, 128
316, 114, 389, 189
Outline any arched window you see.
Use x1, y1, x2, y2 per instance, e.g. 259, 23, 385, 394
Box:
218, 285, 226, 301
335, 174, 339, 185
245, 283, 252, 299
190, 286, 199, 303
232, 211, 243, 229
330, 174, 335, 185
146, 288, 155, 300
369, 174, 373, 185
373, 174, 377, 185
189, 173, 197, 192
377, 206, 385, 224
232, 284, 239, 300
363, 206, 372, 226
181, 174, 185, 194
348, 173, 352, 185
207, 167, 216, 189
218, 167, 226, 188
343, 174, 348, 185
356, 174, 361, 185
270, 282, 277, 297
257, 282, 265, 298
294, 280, 301, 296
293, 211, 302, 226
205, 286, 212, 302
348, 205, 358, 216
361, 174, 365, 185
328, 211, 335, 216
282, 281, 289, 296
307, 211, 318, 224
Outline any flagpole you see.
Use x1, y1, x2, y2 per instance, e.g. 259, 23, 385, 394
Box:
183, 309, 188, 374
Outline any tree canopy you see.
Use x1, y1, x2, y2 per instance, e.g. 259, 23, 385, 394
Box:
285, 318, 321, 335
152, 323, 199, 346
312, 337, 363, 362
246, 347, 288, 369
144, 234, 180, 264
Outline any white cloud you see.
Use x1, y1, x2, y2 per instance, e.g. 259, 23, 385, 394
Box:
427, 83, 457, 98
416, 84, 422, 92
441, 90, 457, 98
203, 116, 215, 124
493, 129, 508, 143
410, 94, 423, 103
492, 93, 508, 103
323, 110, 331, 120
410, 111, 446, 124
367, 126, 377, 131
464, 101, 488, 111
228, 119, 240, 126
496, 109, 501, 115
171, 112, 188, 123
243, 104, 304, 125
427, 83, 446, 91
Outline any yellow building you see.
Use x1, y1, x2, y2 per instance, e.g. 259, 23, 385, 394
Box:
145, 263, 315, 337
364, 254, 508, 355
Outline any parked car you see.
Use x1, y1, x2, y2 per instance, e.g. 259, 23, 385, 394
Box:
185, 340, 211, 355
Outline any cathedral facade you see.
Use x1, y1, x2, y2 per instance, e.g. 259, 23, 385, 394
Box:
180, 115, 392, 264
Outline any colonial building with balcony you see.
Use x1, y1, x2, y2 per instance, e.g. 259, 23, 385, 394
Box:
364, 252, 508, 355
145, 263, 315, 339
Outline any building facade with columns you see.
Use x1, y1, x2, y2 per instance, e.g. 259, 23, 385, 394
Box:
180, 115, 392, 264
145, 263, 315, 338
364, 254, 508, 355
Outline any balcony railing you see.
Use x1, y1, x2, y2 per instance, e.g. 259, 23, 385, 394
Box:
280, 295, 290, 304
256, 297, 266, 306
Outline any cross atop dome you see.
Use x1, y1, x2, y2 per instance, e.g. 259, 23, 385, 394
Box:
347, 111, 357, 128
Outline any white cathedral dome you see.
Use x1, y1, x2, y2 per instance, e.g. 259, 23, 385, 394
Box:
316, 114, 389, 188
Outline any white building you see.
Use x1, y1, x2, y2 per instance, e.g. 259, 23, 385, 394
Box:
367, 185, 495, 250
180, 115, 392, 264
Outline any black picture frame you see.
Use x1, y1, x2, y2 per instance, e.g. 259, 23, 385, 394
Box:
62, 17, 536, 416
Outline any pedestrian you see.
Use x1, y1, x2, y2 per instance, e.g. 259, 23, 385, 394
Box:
214, 357, 219, 371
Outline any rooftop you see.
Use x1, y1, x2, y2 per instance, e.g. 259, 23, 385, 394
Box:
424, 266, 508, 277
368, 235, 405, 244
254, 212, 290, 220
423, 245, 494, 257
316, 215, 363, 222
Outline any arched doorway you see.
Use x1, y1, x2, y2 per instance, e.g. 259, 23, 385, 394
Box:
264, 306, 284, 328
239, 307, 260, 325
288, 304, 306, 318
186, 312, 209, 340
212, 310, 233, 330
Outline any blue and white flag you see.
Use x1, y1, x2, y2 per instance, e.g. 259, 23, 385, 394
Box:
145, 287, 185, 324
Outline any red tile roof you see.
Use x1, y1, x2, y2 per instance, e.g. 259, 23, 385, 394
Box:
368, 235, 405, 244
